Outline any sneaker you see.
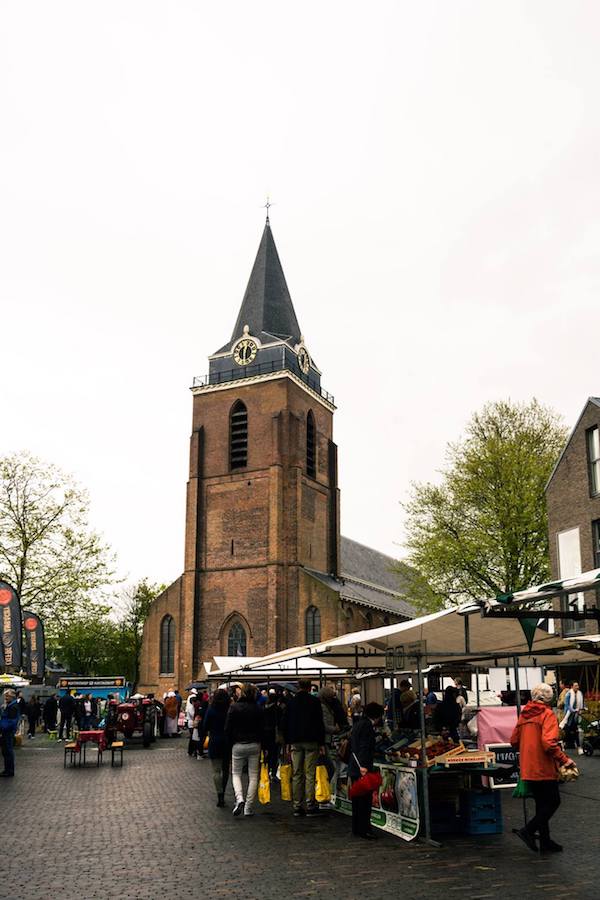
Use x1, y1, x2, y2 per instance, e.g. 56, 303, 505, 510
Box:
244, 810, 255, 817
233, 801, 244, 817
293, 807, 305, 817
577, 747, 584, 755
56, 738, 63, 743
306, 806, 320, 817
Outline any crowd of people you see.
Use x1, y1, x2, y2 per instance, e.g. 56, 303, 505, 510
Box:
0, 674, 586, 849
172, 679, 385, 837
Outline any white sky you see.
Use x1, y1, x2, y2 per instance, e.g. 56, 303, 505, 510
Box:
1, 2, 599, 592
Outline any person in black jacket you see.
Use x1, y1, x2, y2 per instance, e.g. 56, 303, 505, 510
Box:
282, 679, 326, 817
348, 701, 384, 839
433, 686, 462, 742
26, 695, 41, 739
202, 689, 231, 807
58, 692, 76, 741
43, 694, 58, 733
224, 683, 264, 818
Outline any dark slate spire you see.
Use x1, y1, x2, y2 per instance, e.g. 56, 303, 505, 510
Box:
230, 221, 301, 347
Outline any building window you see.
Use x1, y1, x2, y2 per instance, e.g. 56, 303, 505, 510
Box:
587, 426, 600, 495
305, 605, 321, 643
228, 622, 247, 657
160, 615, 175, 674
593, 520, 600, 569
365, 611, 373, 628
230, 401, 248, 469
306, 411, 316, 479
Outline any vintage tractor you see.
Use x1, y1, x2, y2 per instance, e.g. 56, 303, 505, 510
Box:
105, 695, 161, 748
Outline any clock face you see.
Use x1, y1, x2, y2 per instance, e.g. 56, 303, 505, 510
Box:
298, 346, 310, 374
233, 338, 258, 366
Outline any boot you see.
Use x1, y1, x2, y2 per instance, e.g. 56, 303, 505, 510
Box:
217, 793, 225, 808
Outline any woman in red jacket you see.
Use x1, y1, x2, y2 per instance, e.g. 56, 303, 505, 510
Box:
510, 683, 576, 853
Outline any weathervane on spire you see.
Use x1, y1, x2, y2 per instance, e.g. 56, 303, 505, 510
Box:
263, 196, 273, 224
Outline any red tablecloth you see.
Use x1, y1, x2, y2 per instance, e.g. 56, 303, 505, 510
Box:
77, 730, 107, 752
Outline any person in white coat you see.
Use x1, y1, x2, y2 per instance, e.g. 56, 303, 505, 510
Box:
562, 682, 585, 755
185, 689, 198, 757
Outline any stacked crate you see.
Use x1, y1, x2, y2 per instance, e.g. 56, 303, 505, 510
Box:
460, 789, 503, 834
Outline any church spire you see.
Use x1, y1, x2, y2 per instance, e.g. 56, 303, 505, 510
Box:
229, 220, 302, 348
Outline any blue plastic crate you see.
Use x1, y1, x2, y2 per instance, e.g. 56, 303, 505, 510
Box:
460, 790, 502, 816
463, 817, 503, 835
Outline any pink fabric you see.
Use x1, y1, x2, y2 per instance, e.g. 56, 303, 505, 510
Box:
477, 707, 518, 749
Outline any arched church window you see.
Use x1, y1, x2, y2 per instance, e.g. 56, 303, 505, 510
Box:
306, 410, 316, 479
160, 615, 175, 674
230, 401, 248, 469
228, 622, 247, 657
365, 611, 373, 628
305, 605, 321, 643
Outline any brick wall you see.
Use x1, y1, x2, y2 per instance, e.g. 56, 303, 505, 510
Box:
546, 399, 600, 636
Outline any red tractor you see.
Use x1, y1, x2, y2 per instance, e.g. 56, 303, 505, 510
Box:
105, 694, 161, 748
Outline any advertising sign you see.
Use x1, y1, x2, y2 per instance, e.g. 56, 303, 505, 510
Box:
485, 743, 519, 789
0, 580, 22, 670
58, 676, 126, 691
332, 763, 419, 841
23, 610, 45, 681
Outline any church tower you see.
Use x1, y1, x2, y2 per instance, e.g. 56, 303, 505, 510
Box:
187, 217, 339, 672
139, 218, 413, 694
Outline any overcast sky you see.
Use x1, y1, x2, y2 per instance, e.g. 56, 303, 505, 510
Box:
1, 2, 598, 593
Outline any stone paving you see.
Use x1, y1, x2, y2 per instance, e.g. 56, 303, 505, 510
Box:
2, 735, 600, 900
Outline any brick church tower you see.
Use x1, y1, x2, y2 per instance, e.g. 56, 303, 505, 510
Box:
139, 218, 341, 690
139, 218, 414, 694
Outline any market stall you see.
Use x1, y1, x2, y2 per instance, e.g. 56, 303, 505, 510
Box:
223, 578, 599, 844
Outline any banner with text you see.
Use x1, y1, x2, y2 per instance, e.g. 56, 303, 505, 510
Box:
23, 610, 45, 681
0, 580, 22, 670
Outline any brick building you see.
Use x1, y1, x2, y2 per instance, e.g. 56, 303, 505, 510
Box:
138, 219, 416, 694
545, 396, 600, 639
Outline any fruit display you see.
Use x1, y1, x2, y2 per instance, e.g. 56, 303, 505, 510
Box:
387, 738, 462, 768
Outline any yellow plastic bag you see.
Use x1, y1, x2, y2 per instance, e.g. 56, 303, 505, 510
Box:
315, 764, 331, 803
280, 763, 292, 801
258, 756, 271, 805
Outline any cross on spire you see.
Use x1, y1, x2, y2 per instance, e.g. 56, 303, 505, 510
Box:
263, 196, 273, 224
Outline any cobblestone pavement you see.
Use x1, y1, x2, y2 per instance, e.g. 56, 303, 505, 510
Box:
2, 736, 600, 900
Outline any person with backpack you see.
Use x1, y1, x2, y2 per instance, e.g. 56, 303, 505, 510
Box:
1, 689, 21, 777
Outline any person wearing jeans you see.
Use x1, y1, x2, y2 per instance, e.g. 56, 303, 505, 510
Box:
224, 683, 264, 817
282, 679, 326, 817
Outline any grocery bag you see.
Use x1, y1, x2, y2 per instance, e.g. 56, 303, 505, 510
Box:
315, 763, 331, 803
258, 755, 271, 804
280, 763, 293, 801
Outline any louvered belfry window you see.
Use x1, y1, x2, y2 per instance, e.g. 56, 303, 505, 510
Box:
230, 401, 248, 469
306, 410, 316, 479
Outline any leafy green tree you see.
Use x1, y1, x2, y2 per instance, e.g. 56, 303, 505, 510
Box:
114, 579, 165, 686
56, 609, 121, 675
402, 399, 568, 611
0, 452, 117, 640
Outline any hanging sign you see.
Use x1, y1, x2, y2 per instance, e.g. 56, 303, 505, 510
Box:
23, 610, 45, 681
485, 743, 520, 789
0, 580, 22, 670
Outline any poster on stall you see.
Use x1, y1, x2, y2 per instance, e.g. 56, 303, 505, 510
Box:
333, 763, 419, 841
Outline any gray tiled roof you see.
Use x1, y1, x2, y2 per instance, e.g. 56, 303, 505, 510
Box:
216, 222, 302, 355
304, 536, 417, 619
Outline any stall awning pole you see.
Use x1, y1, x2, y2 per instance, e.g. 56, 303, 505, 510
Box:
417, 653, 440, 848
